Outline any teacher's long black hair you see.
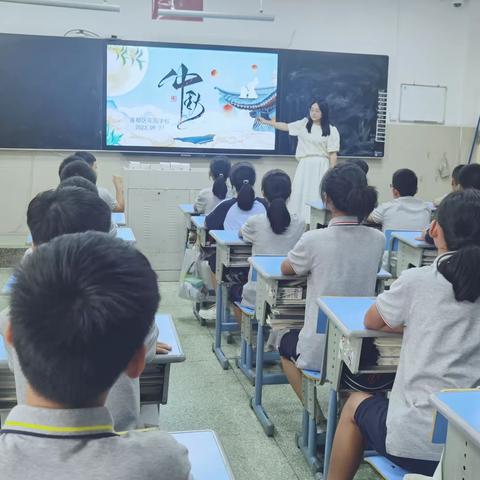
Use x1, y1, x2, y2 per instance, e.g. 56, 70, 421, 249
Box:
306, 99, 331, 136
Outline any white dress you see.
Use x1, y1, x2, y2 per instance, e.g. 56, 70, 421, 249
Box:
287, 118, 340, 221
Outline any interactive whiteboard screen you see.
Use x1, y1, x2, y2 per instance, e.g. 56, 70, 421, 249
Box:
105, 43, 278, 153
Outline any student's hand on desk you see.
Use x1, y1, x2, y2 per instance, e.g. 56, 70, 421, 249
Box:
112, 175, 124, 189
415, 228, 427, 241
156, 342, 172, 354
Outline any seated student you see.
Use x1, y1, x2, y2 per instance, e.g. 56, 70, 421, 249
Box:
59, 158, 98, 185
201, 162, 267, 320
75, 151, 125, 212
327, 189, 480, 479
349, 158, 369, 175
433, 163, 464, 207
0, 233, 191, 479
0, 187, 164, 431
57, 175, 99, 194
279, 164, 385, 401
194, 156, 232, 214
240, 169, 305, 310
368, 168, 431, 231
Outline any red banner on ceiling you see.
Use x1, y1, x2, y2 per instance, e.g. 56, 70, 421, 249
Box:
152, 0, 204, 22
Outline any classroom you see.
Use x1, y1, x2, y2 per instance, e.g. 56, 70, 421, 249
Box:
0, 1, 479, 479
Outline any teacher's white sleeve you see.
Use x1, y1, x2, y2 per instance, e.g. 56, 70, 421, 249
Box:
327, 126, 340, 153
288, 118, 308, 137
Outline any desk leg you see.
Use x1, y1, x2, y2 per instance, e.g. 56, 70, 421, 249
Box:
236, 314, 256, 385
323, 388, 337, 478
212, 284, 229, 370
251, 323, 274, 436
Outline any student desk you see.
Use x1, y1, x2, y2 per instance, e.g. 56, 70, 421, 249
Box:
1, 275, 16, 295
250, 255, 307, 436
172, 430, 235, 480
111, 212, 126, 226
25, 226, 136, 245
300, 297, 402, 477
431, 390, 480, 480
392, 231, 437, 275
208, 230, 250, 370
191, 215, 210, 248
178, 203, 199, 248
307, 200, 331, 230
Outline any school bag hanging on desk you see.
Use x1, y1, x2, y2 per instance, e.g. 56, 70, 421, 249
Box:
178, 244, 213, 302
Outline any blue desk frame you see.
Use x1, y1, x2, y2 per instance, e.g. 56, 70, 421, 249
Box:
208, 230, 249, 370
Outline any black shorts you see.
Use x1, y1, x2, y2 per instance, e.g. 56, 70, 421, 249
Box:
278, 329, 301, 361
355, 395, 439, 476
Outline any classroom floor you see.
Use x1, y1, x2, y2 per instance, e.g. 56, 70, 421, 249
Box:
0, 269, 379, 480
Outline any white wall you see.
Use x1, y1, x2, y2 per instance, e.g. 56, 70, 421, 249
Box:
0, 0, 479, 244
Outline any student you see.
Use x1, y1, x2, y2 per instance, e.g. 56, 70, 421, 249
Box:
205, 161, 267, 232
0, 233, 191, 479
279, 164, 384, 400
75, 151, 125, 212
58, 175, 99, 194
201, 162, 266, 320
0, 187, 163, 431
240, 169, 305, 309
327, 189, 480, 479
348, 159, 369, 175
433, 163, 464, 207
59, 158, 98, 185
194, 156, 232, 214
369, 168, 431, 231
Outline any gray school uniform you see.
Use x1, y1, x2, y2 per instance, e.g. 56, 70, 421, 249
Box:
0, 405, 192, 480
240, 213, 305, 308
376, 255, 480, 462
194, 187, 232, 215
0, 309, 158, 432
287, 216, 385, 371
98, 186, 117, 211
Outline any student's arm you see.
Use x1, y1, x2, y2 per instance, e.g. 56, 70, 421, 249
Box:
112, 176, 125, 212
329, 152, 337, 167
144, 322, 160, 363
368, 203, 385, 226
364, 304, 404, 334
257, 117, 289, 132
281, 259, 297, 275
282, 233, 311, 276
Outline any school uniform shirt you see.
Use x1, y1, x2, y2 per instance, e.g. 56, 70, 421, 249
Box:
194, 187, 233, 215
0, 405, 192, 480
98, 186, 117, 211
205, 197, 267, 232
0, 308, 158, 432
376, 255, 480, 462
370, 196, 431, 232
241, 213, 305, 308
287, 217, 385, 371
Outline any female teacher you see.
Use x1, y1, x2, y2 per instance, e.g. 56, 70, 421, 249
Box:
259, 100, 340, 221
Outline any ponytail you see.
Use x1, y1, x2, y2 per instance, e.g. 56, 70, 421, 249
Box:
210, 156, 231, 200
212, 173, 228, 200
267, 198, 291, 234
321, 163, 377, 221
437, 248, 480, 302
230, 162, 256, 211
436, 190, 480, 302
262, 169, 292, 234
237, 179, 255, 211
345, 186, 378, 222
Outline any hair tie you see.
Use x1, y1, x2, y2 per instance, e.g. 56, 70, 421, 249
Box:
243, 179, 249, 185
218, 173, 224, 178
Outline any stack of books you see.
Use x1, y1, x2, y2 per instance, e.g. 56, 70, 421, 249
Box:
374, 337, 403, 366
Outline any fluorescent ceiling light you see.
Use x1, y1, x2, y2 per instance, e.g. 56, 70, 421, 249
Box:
0, 0, 120, 11
157, 9, 275, 22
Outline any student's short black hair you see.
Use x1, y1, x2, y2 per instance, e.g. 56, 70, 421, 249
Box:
58, 154, 87, 177
349, 159, 369, 175
10, 232, 160, 407
75, 151, 97, 166
58, 176, 98, 195
392, 168, 418, 197
451, 164, 465, 185
27, 187, 111, 245
60, 159, 97, 185
458, 164, 480, 190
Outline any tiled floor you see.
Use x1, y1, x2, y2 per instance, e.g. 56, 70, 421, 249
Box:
0, 270, 379, 480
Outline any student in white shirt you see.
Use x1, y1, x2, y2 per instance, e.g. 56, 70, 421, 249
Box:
280, 163, 385, 401
433, 163, 464, 207
194, 156, 232, 215
258, 100, 340, 221
327, 189, 480, 479
369, 168, 431, 231
239, 169, 305, 309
